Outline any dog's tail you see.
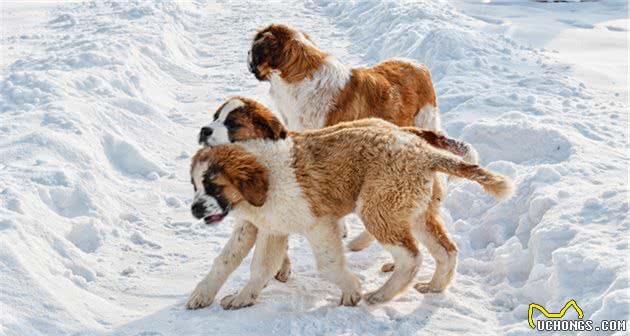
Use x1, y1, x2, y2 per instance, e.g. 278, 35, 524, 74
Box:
403, 128, 479, 164
428, 150, 514, 200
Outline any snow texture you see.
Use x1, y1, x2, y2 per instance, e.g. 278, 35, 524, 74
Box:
0, 0, 627, 335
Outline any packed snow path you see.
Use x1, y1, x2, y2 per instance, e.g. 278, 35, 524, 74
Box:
0, 1, 627, 335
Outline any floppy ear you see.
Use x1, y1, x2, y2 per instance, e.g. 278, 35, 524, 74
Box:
253, 113, 288, 140
252, 32, 274, 58
236, 170, 268, 207
224, 152, 269, 207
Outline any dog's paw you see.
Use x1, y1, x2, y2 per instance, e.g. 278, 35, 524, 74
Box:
380, 263, 395, 273
274, 266, 291, 283
347, 240, 364, 252
220, 292, 256, 310
339, 289, 362, 306
186, 283, 215, 309
413, 282, 444, 294
363, 290, 387, 305
347, 232, 373, 251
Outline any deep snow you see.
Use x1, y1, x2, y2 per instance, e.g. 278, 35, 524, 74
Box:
0, 1, 628, 335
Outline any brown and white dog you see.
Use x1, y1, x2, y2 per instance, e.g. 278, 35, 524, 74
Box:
186, 117, 512, 310
248, 24, 441, 132
196, 97, 475, 285
247, 24, 478, 253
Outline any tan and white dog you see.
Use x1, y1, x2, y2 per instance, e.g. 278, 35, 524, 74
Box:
187, 112, 513, 310
196, 97, 476, 286
248, 24, 478, 254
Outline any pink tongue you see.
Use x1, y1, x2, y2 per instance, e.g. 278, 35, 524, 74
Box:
204, 214, 224, 224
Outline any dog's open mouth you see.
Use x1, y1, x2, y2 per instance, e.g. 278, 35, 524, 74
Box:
203, 213, 227, 225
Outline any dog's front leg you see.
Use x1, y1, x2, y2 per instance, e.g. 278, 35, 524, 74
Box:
220, 232, 288, 310
306, 220, 362, 306
186, 220, 258, 309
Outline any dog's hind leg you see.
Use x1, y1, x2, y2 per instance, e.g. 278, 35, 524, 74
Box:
186, 219, 258, 309
412, 199, 458, 293
306, 219, 362, 306
220, 232, 288, 310
359, 177, 430, 304
363, 233, 421, 304
379, 174, 444, 274
360, 208, 422, 304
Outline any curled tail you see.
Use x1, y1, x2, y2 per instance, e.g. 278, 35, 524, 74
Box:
429, 151, 514, 200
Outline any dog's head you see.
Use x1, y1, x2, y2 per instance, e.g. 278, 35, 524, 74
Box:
248, 24, 325, 82
198, 97, 287, 146
190, 145, 268, 224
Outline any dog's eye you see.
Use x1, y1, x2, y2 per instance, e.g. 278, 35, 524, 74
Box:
224, 120, 238, 129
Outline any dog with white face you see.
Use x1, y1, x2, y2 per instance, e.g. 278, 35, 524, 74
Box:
186, 116, 513, 310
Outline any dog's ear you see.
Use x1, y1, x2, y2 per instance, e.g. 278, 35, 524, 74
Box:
255, 31, 288, 68
222, 149, 269, 207
252, 32, 274, 58
236, 168, 268, 207
274, 119, 288, 139
253, 113, 287, 140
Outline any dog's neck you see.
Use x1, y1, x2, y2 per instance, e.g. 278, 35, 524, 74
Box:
269, 56, 351, 131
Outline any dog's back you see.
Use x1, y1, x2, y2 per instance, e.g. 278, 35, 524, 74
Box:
324, 60, 436, 128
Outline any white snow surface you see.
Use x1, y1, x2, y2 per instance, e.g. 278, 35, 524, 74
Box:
0, 1, 628, 335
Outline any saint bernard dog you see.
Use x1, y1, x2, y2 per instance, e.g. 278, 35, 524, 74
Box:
247, 24, 478, 255
186, 99, 513, 310
196, 97, 475, 286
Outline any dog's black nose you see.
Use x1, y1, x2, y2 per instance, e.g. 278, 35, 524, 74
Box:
191, 202, 206, 219
199, 127, 213, 144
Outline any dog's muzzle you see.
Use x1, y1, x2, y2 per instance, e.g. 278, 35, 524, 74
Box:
198, 126, 213, 145
191, 202, 227, 225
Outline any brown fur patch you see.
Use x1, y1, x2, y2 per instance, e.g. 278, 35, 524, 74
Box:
326, 61, 437, 127
290, 123, 434, 247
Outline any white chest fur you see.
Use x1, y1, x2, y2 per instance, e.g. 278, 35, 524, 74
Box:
269, 57, 351, 131
231, 138, 315, 234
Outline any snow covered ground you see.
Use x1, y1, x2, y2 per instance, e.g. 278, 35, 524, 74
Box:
0, 0, 627, 335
